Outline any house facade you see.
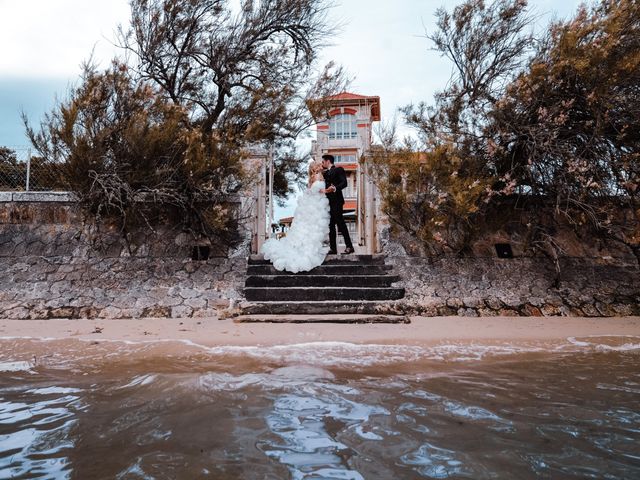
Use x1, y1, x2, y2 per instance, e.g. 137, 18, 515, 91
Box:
311, 93, 381, 253
250, 92, 383, 255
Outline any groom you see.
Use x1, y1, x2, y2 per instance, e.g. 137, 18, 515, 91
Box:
321, 154, 355, 254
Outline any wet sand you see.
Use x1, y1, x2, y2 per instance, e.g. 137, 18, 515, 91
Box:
1, 315, 639, 347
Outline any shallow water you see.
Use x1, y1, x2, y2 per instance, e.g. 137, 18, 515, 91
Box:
1, 337, 640, 479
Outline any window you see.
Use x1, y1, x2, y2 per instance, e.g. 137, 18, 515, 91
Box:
334, 154, 356, 164
329, 114, 358, 140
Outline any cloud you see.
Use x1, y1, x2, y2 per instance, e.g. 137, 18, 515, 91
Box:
0, 0, 129, 78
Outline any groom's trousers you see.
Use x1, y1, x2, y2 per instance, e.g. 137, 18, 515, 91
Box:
329, 202, 354, 252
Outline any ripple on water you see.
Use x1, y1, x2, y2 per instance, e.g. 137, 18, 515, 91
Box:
1, 336, 639, 479
400, 442, 467, 479
0, 391, 80, 479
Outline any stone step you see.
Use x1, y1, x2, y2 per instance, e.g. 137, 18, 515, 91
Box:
243, 287, 406, 302
233, 314, 410, 324
248, 254, 386, 265
239, 301, 408, 315
246, 264, 393, 276
245, 274, 400, 288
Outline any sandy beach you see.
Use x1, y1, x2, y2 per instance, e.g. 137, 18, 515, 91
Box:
1, 315, 639, 348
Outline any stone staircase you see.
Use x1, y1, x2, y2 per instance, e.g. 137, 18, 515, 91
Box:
236, 254, 408, 323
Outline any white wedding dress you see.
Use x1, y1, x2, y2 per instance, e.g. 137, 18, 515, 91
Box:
261, 180, 330, 273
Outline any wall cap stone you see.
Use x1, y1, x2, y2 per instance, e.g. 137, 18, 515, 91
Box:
9, 191, 77, 202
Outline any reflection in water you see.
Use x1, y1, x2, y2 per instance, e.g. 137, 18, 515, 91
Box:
0, 337, 639, 479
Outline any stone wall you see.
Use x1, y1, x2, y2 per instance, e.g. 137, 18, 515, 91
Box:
1, 199, 639, 319
388, 256, 640, 317
0, 199, 246, 319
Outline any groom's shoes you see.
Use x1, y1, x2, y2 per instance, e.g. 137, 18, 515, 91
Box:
342, 247, 354, 254
328, 249, 338, 255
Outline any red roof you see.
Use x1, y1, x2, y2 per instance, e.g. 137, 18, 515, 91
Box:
327, 92, 374, 101
309, 92, 381, 121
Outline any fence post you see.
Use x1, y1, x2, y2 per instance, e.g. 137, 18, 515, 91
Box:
26, 148, 31, 192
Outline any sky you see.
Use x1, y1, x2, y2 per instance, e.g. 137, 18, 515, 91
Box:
0, 0, 584, 215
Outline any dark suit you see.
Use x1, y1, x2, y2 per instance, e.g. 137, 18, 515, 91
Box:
323, 165, 354, 251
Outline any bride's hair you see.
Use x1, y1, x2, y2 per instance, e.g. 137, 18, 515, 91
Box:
307, 161, 323, 187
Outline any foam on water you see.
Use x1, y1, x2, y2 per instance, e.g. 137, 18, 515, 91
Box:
1, 333, 640, 479
1, 335, 639, 373
0, 360, 34, 373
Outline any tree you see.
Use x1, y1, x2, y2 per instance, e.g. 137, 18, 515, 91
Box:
487, 0, 640, 259
25, 61, 243, 242
0, 146, 21, 190
377, 0, 533, 254
25, 0, 347, 242
119, 0, 348, 197
0, 146, 17, 165
376, 0, 640, 263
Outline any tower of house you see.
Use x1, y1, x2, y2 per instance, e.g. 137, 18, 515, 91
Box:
311, 93, 381, 251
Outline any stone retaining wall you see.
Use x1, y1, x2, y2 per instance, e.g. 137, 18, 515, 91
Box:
388, 256, 640, 317
0, 199, 246, 319
0, 256, 244, 319
1, 200, 639, 319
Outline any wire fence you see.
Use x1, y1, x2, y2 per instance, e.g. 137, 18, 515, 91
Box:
0, 147, 70, 192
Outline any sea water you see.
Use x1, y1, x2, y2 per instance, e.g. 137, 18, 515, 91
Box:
1, 336, 639, 479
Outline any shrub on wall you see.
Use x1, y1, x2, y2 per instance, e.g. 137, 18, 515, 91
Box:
375, 0, 640, 264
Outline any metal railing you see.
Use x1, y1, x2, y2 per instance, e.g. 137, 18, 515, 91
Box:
0, 147, 69, 192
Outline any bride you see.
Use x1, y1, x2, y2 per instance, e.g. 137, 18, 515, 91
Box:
261, 161, 331, 272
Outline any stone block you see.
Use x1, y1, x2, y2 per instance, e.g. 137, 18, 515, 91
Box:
540, 304, 563, 316
98, 306, 123, 319
580, 303, 600, 317
178, 287, 199, 299
462, 297, 483, 309
184, 297, 207, 309
594, 302, 616, 317
141, 306, 171, 318
50, 307, 77, 318
0, 192, 13, 202
192, 308, 220, 318
446, 297, 463, 309
3, 306, 30, 319
520, 304, 543, 317
135, 297, 159, 309
207, 299, 230, 309
501, 296, 522, 308
484, 297, 503, 310
158, 295, 183, 307
437, 306, 457, 316
610, 303, 634, 316
117, 308, 144, 319
569, 307, 585, 316
28, 308, 50, 320
78, 306, 100, 318
171, 305, 193, 318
